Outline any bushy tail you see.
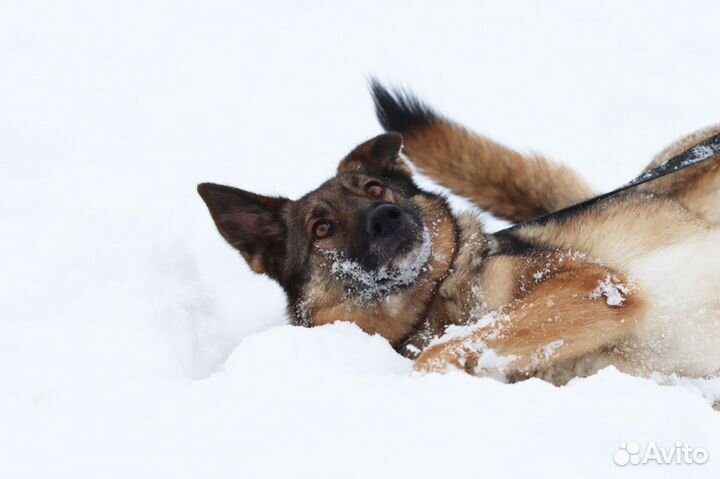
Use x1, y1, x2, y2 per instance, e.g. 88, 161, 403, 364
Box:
370, 80, 595, 222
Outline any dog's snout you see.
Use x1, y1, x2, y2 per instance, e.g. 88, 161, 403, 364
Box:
353, 202, 421, 271
367, 204, 404, 237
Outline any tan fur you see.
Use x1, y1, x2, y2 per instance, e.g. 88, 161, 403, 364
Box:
514, 196, 712, 269
415, 261, 646, 382
401, 119, 595, 221
240, 252, 267, 275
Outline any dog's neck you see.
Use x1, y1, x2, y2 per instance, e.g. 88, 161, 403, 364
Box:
395, 212, 495, 357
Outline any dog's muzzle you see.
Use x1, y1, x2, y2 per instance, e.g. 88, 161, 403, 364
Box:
362, 203, 420, 269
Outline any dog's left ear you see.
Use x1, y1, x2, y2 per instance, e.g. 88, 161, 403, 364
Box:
338, 132, 412, 178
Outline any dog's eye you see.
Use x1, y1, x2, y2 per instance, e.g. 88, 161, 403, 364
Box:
365, 181, 384, 198
313, 221, 333, 239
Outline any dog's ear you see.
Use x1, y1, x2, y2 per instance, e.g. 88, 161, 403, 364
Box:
338, 132, 412, 178
197, 183, 289, 278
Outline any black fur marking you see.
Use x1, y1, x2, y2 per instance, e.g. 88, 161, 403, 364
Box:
369, 79, 439, 133
504, 191, 633, 233
491, 230, 542, 257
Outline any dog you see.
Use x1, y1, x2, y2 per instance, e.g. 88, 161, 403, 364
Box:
197, 82, 720, 385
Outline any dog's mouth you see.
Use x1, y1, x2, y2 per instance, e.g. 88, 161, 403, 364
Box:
326, 226, 433, 301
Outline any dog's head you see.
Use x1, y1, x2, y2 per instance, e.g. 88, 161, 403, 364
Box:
198, 133, 457, 344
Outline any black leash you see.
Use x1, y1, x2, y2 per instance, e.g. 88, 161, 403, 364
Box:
500, 131, 720, 232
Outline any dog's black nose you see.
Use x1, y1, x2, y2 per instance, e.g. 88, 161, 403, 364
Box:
367, 204, 405, 237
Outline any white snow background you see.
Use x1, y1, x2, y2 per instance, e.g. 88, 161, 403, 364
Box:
2, 1, 720, 477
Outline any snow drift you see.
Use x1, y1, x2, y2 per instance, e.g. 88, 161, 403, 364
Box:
2, 0, 720, 477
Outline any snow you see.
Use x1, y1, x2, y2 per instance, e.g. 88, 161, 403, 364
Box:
591, 275, 632, 307
327, 226, 433, 301
2, 0, 720, 477
687, 143, 720, 164
475, 348, 519, 377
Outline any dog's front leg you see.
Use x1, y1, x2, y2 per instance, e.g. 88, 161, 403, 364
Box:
414, 264, 647, 381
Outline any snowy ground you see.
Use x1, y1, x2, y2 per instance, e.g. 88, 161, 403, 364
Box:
2, 1, 720, 477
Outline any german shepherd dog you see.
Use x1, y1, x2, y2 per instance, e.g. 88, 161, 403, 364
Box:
198, 83, 720, 386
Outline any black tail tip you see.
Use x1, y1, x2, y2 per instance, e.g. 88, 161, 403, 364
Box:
369, 78, 438, 133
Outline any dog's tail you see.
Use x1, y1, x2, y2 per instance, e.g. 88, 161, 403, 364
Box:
370, 80, 595, 222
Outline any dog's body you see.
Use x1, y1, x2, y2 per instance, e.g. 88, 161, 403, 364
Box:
198, 84, 720, 385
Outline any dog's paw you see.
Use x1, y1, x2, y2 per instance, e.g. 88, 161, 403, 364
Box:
413, 340, 478, 374
413, 339, 516, 380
